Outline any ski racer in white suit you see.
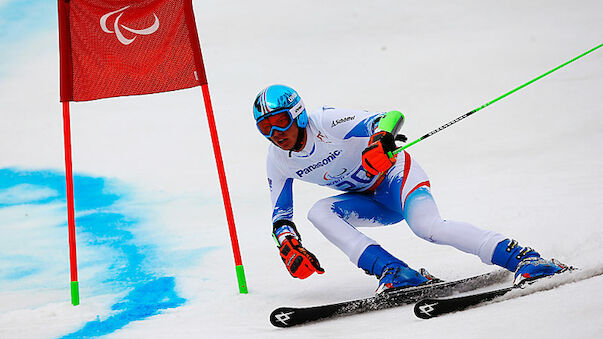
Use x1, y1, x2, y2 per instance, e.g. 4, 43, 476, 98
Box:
254, 85, 566, 293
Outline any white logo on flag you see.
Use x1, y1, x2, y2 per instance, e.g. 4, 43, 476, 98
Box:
100, 6, 159, 45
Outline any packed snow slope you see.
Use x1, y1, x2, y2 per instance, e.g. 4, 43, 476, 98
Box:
1, 0, 602, 338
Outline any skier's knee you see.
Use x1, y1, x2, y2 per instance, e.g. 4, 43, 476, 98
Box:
307, 198, 336, 225
409, 216, 440, 242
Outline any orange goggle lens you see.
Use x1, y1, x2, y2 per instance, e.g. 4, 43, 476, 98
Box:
256, 111, 293, 137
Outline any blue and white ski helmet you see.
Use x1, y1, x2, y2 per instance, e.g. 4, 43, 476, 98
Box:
253, 85, 308, 137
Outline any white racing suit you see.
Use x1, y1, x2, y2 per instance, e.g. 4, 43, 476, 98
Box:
267, 107, 505, 267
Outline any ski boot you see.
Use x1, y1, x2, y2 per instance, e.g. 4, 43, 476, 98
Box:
375, 264, 442, 294
491, 239, 567, 286
513, 257, 569, 286
357, 245, 435, 294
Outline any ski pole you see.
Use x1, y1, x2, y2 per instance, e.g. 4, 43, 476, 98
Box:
391, 43, 603, 156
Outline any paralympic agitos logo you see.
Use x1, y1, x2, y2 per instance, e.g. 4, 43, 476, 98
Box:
100, 6, 160, 45
295, 150, 342, 177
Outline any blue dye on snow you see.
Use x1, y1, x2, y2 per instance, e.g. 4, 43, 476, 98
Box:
0, 168, 187, 337
3, 265, 41, 280
0, 0, 56, 76
63, 277, 185, 338
0, 0, 55, 47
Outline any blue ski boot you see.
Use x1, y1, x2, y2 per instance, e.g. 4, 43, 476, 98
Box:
358, 245, 435, 294
491, 239, 567, 286
514, 257, 569, 286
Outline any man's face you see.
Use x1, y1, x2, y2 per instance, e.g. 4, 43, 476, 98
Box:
269, 124, 299, 150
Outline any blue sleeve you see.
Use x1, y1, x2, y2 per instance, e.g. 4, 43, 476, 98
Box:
343, 114, 383, 139
267, 153, 294, 223
271, 178, 293, 222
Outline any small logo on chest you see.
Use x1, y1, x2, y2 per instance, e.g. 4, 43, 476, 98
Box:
323, 168, 348, 180
316, 131, 331, 143
331, 116, 355, 127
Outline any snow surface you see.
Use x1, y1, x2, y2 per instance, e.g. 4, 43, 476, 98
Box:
1, 0, 602, 338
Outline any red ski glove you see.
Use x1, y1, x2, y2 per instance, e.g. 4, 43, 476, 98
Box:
279, 236, 325, 279
361, 131, 397, 176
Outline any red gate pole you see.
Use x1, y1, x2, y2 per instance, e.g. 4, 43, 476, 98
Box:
200, 84, 248, 294
62, 101, 80, 305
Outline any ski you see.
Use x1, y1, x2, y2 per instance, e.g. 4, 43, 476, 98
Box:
414, 286, 513, 319
414, 265, 603, 319
270, 269, 511, 327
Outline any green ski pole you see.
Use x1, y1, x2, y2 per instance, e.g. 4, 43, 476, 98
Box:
391, 43, 603, 156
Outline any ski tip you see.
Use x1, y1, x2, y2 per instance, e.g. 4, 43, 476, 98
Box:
270, 307, 297, 328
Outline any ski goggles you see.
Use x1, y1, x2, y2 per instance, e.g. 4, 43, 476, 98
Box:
256, 110, 294, 137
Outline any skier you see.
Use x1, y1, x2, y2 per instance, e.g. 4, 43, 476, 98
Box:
253, 84, 566, 294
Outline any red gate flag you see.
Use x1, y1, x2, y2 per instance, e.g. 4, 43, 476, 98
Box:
58, 0, 207, 101
57, 0, 248, 299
